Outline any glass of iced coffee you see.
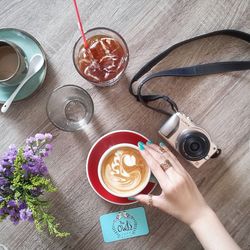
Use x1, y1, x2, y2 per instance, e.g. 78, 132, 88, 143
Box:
73, 27, 129, 87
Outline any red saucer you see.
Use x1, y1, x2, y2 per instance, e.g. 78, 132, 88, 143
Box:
86, 130, 157, 205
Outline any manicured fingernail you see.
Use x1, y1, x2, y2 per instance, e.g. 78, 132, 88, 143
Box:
128, 197, 135, 201
159, 142, 166, 147
146, 140, 153, 145
138, 141, 145, 150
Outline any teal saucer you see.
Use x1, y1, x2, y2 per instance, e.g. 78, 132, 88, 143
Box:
0, 28, 47, 103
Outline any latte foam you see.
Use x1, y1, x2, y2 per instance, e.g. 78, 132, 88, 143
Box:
101, 146, 149, 195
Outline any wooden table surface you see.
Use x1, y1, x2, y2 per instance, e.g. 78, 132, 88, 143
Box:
0, 0, 249, 249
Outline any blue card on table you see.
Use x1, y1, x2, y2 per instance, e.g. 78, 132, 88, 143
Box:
99, 207, 149, 243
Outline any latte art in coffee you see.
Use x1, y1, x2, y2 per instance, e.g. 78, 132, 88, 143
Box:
101, 146, 149, 195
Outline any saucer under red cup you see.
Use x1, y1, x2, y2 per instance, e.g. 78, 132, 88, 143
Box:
86, 130, 157, 205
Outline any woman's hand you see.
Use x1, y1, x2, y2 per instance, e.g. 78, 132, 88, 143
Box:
135, 141, 240, 250
135, 142, 210, 226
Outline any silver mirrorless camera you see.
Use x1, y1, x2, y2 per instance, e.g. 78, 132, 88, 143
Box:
159, 112, 220, 168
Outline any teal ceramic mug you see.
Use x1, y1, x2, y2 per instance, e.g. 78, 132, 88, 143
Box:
0, 40, 28, 87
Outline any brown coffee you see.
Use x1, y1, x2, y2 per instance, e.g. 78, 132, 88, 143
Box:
101, 146, 149, 196
0, 45, 18, 80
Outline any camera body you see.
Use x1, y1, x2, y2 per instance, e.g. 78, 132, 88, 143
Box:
158, 112, 220, 168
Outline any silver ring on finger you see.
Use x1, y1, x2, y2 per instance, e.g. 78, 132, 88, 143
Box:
148, 194, 153, 207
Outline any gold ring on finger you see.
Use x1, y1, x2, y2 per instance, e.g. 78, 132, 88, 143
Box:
160, 159, 172, 172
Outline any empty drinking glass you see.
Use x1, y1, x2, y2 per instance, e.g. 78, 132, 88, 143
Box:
46, 85, 94, 132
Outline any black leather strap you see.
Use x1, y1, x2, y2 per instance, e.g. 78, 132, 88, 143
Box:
129, 29, 250, 116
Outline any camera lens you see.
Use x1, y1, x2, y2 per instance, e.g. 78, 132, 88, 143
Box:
178, 131, 210, 161
190, 142, 199, 151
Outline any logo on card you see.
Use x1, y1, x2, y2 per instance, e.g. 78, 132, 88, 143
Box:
112, 211, 137, 238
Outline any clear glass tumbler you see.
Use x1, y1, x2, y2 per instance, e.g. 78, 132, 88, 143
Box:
46, 85, 94, 132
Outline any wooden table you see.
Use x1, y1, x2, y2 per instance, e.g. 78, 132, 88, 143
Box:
0, 0, 249, 249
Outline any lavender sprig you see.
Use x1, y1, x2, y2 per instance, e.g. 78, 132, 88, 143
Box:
0, 133, 69, 237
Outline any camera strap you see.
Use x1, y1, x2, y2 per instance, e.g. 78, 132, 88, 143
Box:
129, 29, 250, 116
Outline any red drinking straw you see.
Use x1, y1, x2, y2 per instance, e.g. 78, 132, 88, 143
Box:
72, 0, 88, 48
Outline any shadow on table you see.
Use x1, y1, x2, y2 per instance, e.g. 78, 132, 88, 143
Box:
92, 73, 130, 111
69, 114, 106, 152
88, 114, 106, 137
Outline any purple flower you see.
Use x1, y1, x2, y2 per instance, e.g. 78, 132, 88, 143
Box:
32, 155, 41, 161
0, 177, 8, 186
45, 133, 53, 141
22, 163, 35, 175
26, 137, 36, 145
45, 144, 53, 151
8, 200, 17, 207
20, 208, 33, 221
39, 165, 48, 175
18, 201, 27, 210
22, 152, 49, 176
1, 145, 17, 171
0, 207, 7, 216
24, 147, 34, 159
35, 133, 45, 141
10, 214, 20, 225
3, 200, 31, 224
4, 167, 14, 177
0, 132, 54, 227
5, 201, 21, 225
1, 160, 10, 167
9, 208, 17, 216
9, 144, 17, 151
39, 149, 48, 157
21, 163, 29, 174
0, 209, 4, 216
24, 145, 31, 151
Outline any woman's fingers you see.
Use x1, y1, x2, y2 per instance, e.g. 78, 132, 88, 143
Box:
134, 194, 161, 208
146, 144, 171, 167
135, 194, 172, 214
158, 143, 194, 182
164, 166, 183, 184
147, 142, 186, 174
139, 146, 168, 189
144, 144, 173, 180
145, 145, 181, 184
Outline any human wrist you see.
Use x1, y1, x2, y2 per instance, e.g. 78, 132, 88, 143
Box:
189, 206, 240, 250
189, 206, 215, 230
